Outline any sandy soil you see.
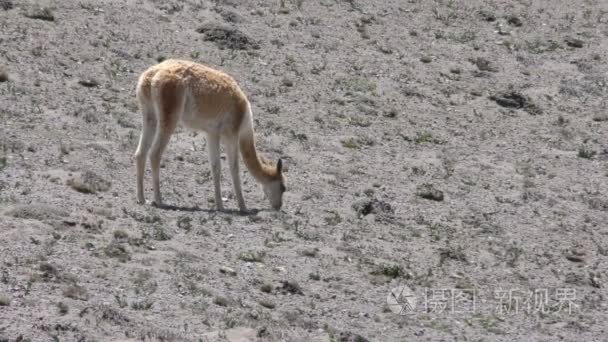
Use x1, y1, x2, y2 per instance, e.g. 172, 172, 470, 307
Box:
1, 0, 607, 341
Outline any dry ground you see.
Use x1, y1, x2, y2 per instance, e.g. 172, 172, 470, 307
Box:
1, 0, 608, 341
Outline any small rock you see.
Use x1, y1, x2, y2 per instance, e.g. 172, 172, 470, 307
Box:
450, 67, 462, 74
282, 78, 293, 87
592, 113, 608, 122
566, 254, 584, 263
378, 45, 393, 54
565, 37, 584, 48
78, 79, 99, 88
213, 296, 230, 306
258, 299, 276, 309
420, 55, 432, 63
0, 66, 7, 82
239, 250, 265, 262
25, 6, 55, 21
219, 266, 237, 276
416, 184, 444, 201
0, 294, 10, 307
506, 15, 522, 27
383, 109, 398, 118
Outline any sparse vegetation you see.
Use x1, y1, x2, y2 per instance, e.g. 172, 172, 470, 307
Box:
63, 284, 89, 301
1, 0, 606, 340
67, 171, 111, 194
103, 241, 131, 262
578, 146, 596, 159
131, 298, 154, 310
57, 301, 69, 315
372, 264, 404, 278
414, 131, 446, 144
341, 136, 375, 149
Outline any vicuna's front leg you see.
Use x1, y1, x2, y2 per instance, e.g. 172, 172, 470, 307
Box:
225, 139, 247, 212
207, 133, 224, 211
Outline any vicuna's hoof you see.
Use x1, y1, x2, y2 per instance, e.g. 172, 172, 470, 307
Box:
151, 200, 164, 208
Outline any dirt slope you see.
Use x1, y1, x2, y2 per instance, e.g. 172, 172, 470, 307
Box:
1, 0, 607, 341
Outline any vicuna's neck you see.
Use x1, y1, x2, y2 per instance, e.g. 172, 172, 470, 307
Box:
239, 122, 277, 183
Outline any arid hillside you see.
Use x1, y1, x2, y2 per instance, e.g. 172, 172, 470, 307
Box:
1, 0, 607, 341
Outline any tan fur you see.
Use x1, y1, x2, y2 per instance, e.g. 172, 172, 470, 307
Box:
134, 59, 286, 211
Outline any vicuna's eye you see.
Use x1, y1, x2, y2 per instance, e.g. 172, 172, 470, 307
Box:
280, 184, 286, 192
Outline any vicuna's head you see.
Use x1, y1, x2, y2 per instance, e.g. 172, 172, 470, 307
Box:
262, 159, 287, 210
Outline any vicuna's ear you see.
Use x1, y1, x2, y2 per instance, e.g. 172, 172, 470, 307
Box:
277, 158, 283, 173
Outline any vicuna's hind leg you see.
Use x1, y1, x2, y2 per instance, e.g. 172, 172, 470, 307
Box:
207, 133, 224, 211
135, 103, 157, 204
149, 89, 182, 207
